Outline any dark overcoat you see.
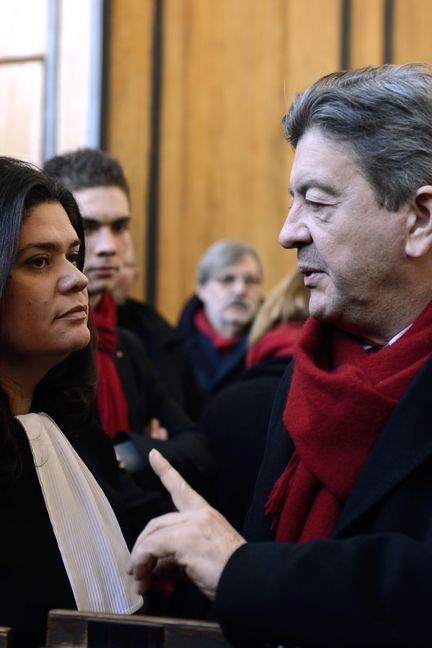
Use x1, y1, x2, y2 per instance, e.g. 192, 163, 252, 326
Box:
214, 357, 432, 647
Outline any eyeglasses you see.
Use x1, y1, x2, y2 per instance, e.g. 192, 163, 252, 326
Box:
212, 273, 262, 288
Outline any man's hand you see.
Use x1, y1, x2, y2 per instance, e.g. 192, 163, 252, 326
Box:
128, 449, 246, 600
144, 417, 169, 440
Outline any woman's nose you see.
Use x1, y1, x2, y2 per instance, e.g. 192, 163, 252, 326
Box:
58, 264, 89, 293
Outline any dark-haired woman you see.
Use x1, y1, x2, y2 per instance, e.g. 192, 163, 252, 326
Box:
0, 157, 142, 648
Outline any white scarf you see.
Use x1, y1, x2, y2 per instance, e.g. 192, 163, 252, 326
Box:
16, 412, 142, 614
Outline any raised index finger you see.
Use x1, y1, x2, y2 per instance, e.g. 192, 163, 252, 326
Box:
149, 448, 208, 512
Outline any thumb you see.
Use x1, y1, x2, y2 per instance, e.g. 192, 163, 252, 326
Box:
149, 448, 207, 512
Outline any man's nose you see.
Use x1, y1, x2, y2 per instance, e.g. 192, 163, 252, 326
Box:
232, 277, 248, 293
279, 206, 311, 249
93, 227, 118, 255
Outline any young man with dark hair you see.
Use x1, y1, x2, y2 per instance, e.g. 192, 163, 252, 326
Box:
44, 149, 214, 518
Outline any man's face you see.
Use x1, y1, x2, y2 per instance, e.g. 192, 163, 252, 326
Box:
73, 186, 131, 304
197, 254, 262, 338
279, 128, 411, 341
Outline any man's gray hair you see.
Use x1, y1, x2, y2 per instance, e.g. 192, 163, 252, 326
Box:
283, 63, 432, 211
196, 240, 262, 285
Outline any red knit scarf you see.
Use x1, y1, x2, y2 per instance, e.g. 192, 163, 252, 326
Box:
93, 292, 130, 440
194, 307, 239, 352
265, 301, 432, 544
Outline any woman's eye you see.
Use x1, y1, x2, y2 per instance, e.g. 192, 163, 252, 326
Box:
28, 256, 49, 269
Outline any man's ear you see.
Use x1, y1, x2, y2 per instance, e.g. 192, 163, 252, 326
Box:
405, 186, 432, 258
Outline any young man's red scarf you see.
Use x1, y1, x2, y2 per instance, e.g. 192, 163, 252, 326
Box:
265, 301, 432, 543
93, 292, 130, 440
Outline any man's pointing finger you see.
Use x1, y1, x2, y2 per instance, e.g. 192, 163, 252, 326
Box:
149, 448, 208, 512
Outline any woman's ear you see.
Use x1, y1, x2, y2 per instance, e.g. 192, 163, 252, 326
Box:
405, 186, 432, 258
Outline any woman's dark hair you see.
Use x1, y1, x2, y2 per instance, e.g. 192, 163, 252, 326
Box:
0, 157, 97, 480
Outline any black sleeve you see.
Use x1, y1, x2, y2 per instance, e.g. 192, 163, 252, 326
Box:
116, 328, 216, 498
215, 533, 432, 647
67, 413, 174, 545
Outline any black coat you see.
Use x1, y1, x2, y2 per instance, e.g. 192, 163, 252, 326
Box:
202, 357, 291, 531
117, 298, 206, 419
178, 295, 250, 396
0, 415, 129, 648
113, 327, 215, 501
214, 356, 432, 647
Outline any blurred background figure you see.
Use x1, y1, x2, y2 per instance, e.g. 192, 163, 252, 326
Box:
114, 232, 205, 421
202, 270, 309, 531
178, 240, 263, 398
44, 148, 214, 519
246, 270, 309, 368
112, 231, 138, 305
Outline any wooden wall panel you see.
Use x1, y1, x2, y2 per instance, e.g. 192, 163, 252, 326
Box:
157, 0, 342, 323
393, 0, 432, 64
350, 0, 385, 68
106, 0, 153, 301
108, 0, 432, 323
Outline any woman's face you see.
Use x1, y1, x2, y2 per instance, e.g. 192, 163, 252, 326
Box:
0, 201, 90, 370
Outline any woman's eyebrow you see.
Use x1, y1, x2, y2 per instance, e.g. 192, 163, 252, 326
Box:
17, 238, 81, 254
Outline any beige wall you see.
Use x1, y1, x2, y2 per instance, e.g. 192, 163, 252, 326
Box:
0, 0, 99, 165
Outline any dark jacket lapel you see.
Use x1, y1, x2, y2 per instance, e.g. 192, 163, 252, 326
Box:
334, 354, 432, 536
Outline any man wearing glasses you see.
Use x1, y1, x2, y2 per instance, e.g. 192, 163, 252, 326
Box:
178, 240, 263, 396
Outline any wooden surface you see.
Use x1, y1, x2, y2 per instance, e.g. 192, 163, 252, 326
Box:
45, 609, 230, 648
106, 0, 432, 323
105, 0, 154, 303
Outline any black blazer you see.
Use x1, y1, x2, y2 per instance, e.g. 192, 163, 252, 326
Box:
214, 356, 432, 647
117, 298, 206, 419
114, 327, 215, 499
0, 416, 129, 648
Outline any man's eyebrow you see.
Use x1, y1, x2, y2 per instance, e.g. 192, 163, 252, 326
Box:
291, 181, 340, 197
18, 238, 81, 254
82, 216, 131, 225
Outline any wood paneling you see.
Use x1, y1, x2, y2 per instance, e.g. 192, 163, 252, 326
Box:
105, 0, 153, 301
350, 0, 385, 68
156, 0, 341, 322
393, 0, 432, 64
106, 0, 432, 323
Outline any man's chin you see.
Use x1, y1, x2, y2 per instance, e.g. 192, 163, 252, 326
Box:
88, 281, 116, 297
88, 285, 115, 308
222, 315, 252, 333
